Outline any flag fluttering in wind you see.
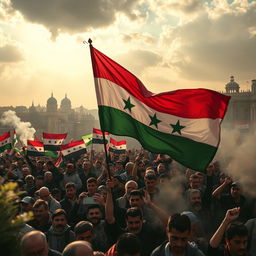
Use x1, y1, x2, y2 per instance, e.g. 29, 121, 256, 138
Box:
0, 131, 12, 153
89, 45, 230, 171
82, 133, 93, 146
55, 152, 64, 167
27, 140, 45, 157
43, 132, 67, 151
60, 140, 87, 159
92, 128, 109, 144
13, 130, 18, 148
109, 138, 126, 154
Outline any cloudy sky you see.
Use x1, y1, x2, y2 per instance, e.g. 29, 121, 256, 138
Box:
0, 0, 255, 109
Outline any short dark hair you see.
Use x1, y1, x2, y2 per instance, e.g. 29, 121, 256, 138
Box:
144, 172, 157, 180
65, 182, 76, 190
168, 213, 191, 232
116, 233, 141, 256
87, 177, 97, 184
33, 199, 48, 210
125, 207, 143, 220
226, 222, 248, 240
74, 221, 93, 235
86, 205, 102, 215
52, 209, 67, 220
129, 190, 143, 199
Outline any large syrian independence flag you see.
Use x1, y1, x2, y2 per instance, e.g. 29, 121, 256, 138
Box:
0, 131, 12, 153
109, 138, 127, 154
43, 132, 67, 151
60, 140, 87, 159
92, 128, 109, 144
89, 45, 230, 171
27, 140, 45, 157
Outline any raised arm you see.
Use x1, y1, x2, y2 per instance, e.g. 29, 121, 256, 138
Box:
210, 207, 240, 248
212, 176, 232, 198
105, 178, 115, 224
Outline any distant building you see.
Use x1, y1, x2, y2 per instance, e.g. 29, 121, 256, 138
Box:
221, 76, 256, 131
0, 94, 98, 140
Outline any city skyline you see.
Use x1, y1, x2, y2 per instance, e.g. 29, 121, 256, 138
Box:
0, 0, 255, 108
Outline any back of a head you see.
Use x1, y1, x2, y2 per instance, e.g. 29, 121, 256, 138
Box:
74, 221, 94, 235
168, 213, 191, 232
21, 231, 48, 256
116, 233, 141, 256
63, 241, 93, 256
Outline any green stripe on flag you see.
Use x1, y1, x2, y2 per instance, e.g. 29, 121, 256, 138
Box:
44, 150, 59, 158
99, 106, 217, 171
82, 133, 93, 146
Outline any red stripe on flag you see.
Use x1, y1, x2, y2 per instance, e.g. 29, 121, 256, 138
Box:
43, 132, 67, 140
0, 131, 10, 141
60, 140, 85, 150
93, 128, 109, 136
27, 140, 44, 147
110, 138, 126, 146
90, 46, 230, 119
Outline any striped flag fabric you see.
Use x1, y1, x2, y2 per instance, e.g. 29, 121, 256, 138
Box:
42, 132, 67, 151
55, 152, 64, 167
82, 133, 93, 146
89, 45, 230, 171
109, 138, 127, 154
0, 131, 12, 153
92, 128, 109, 144
60, 140, 87, 159
27, 140, 45, 157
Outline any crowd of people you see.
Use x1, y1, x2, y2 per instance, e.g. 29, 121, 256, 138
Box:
0, 148, 256, 256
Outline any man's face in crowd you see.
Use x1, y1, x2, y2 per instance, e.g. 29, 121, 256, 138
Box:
34, 205, 48, 221
231, 186, 241, 199
39, 191, 50, 201
66, 187, 76, 199
189, 177, 201, 189
190, 192, 202, 211
22, 167, 31, 178
129, 195, 144, 208
95, 161, 102, 169
86, 208, 102, 225
76, 230, 93, 243
126, 216, 143, 234
21, 202, 34, 212
226, 235, 248, 256
87, 182, 98, 195
167, 228, 190, 255
125, 182, 137, 195
157, 163, 166, 174
52, 214, 67, 232
83, 161, 91, 170
145, 178, 157, 191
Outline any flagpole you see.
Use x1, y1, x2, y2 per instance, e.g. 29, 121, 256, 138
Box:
88, 39, 112, 179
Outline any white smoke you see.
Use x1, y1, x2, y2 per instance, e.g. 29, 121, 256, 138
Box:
215, 128, 256, 196
0, 110, 36, 145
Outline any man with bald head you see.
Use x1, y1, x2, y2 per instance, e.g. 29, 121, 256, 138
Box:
116, 180, 138, 209
21, 230, 61, 256
39, 186, 61, 213
63, 241, 93, 256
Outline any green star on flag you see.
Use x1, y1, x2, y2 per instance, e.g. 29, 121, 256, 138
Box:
149, 113, 161, 128
123, 97, 135, 112
170, 120, 186, 135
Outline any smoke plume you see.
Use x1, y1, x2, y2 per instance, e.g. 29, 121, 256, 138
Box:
0, 110, 36, 145
215, 128, 256, 197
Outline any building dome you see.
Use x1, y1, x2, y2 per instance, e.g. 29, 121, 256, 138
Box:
60, 94, 71, 112
47, 93, 57, 112
225, 76, 240, 93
